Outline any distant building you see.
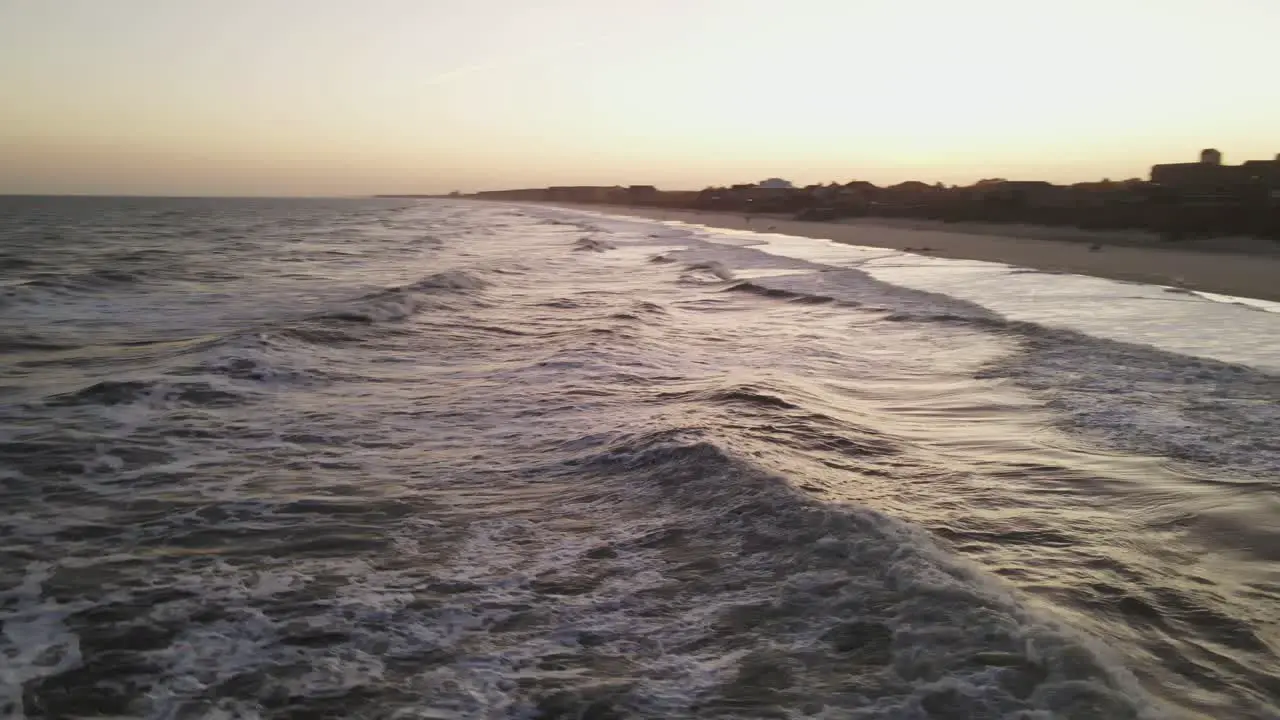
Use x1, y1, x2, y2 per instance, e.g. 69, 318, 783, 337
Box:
1150, 149, 1280, 192
1067, 179, 1149, 207
705, 179, 801, 210
885, 181, 935, 194
976, 180, 1070, 208
1241, 158, 1280, 186
842, 181, 879, 193
473, 188, 550, 201
877, 181, 944, 208
757, 178, 795, 189
547, 186, 621, 203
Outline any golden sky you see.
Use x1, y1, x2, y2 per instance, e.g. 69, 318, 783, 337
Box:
1, 0, 1276, 196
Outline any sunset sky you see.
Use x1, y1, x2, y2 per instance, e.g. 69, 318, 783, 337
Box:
1, 0, 1276, 196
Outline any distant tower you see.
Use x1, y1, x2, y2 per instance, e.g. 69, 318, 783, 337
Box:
1199, 148, 1222, 165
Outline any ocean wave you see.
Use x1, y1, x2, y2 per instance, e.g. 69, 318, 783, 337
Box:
722, 280, 838, 304
573, 237, 617, 252
104, 248, 176, 264
403, 269, 489, 292
314, 291, 428, 324
21, 268, 145, 290
881, 310, 1021, 333
608, 300, 669, 322
683, 261, 735, 280
0, 334, 82, 353
561, 428, 1153, 717
702, 241, 1280, 487
312, 271, 489, 324
182, 334, 343, 385
982, 325, 1280, 482
0, 254, 38, 271
8, 198, 1269, 718
663, 383, 799, 410
535, 297, 592, 309
648, 379, 903, 463
44, 379, 246, 409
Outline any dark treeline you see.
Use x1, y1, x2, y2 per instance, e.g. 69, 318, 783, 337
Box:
424, 150, 1280, 242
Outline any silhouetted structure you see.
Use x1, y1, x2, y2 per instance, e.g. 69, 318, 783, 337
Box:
449, 148, 1280, 242
757, 178, 795, 189
1150, 149, 1280, 193
628, 185, 658, 202
472, 188, 550, 201
546, 186, 620, 203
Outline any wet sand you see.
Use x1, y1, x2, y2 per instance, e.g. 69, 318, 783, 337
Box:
550, 204, 1280, 302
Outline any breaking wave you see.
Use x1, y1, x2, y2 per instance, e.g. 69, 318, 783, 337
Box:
723, 280, 839, 304
554, 429, 1152, 718
3, 198, 1276, 719
313, 270, 489, 323
573, 236, 617, 252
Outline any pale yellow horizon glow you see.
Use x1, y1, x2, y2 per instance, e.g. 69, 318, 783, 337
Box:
1, 0, 1276, 196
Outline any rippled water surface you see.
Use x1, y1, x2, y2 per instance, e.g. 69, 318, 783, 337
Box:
2, 197, 1278, 719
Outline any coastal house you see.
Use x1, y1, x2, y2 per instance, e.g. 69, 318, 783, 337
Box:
976, 180, 1071, 208
546, 186, 621, 203
842, 180, 879, 194
627, 185, 659, 203
875, 181, 942, 210
819, 181, 872, 208
1150, 149, 1239, 190
473, 188, 551, 201
1241, 156, 1280, 189
1067, 179, 1150, 208
757, 178, 795, 189
1150, 149, 1280, 211
739, 181, 797, 204
1150, 149, 1280, 191
886, 181, 934, 194
694, 186, 728, 208
695, 185, 764, 210
646, 190, 700, 207
699, 180, 803, 212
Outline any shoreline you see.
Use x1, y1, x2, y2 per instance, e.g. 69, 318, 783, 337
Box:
542, 203, 1280, 303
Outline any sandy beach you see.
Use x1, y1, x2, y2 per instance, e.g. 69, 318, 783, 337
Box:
550, 204, 1280, 302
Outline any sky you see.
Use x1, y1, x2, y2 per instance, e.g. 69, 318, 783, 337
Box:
1, 0, 1277, 196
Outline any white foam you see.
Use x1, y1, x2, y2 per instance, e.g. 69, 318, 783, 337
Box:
0, 564, 84, 720
1190, 290, 1280, 314
683, 228, 1280, 372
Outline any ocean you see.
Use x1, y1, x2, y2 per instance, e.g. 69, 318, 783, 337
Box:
1, 196, 1277, 719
